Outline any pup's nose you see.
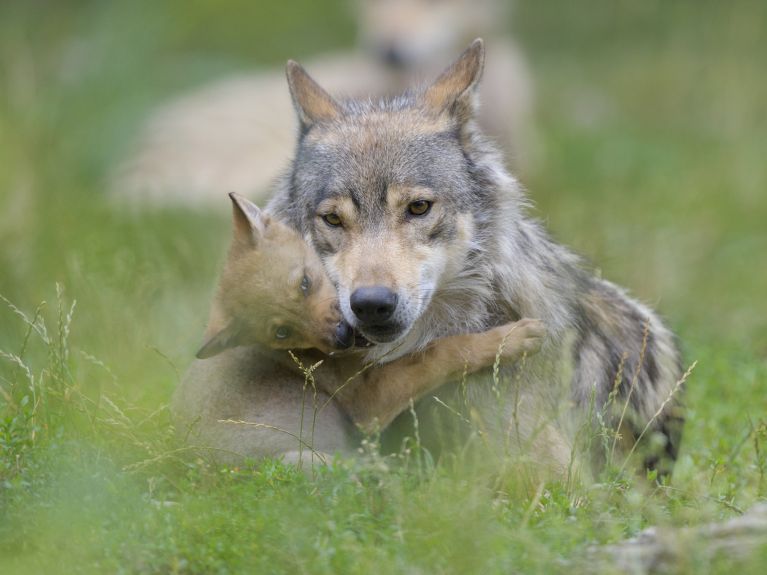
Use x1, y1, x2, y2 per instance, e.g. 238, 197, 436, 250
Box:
334, 321, 354, 349
350, 287, 398, 325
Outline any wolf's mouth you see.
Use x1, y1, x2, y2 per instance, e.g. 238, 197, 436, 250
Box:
357, 324, 406, 344
353, 332, 373, 348
332, 321, 375, 350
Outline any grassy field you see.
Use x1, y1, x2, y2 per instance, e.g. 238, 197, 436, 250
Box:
1, 0, 766, 572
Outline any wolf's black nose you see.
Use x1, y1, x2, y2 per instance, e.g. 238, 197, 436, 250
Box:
379, 45, 407, 69
334, 321, 354, 349
350, 287, 398, 324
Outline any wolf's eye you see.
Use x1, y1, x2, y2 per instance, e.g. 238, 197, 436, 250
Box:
407, 200, 432, 217
274, 326, 292, 340
300, 273, 312, 296
322, 213, 342, 227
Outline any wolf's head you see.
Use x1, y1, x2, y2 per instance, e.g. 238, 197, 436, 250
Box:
197, 193, 353, 359
284, 40, 490, 345
357, 0, 506, 73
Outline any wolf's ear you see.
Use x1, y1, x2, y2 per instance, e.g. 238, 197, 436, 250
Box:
286, 60, 342, 129
424, 38, 485, 122
229, 192, 268, 248
196, 320, 246, 359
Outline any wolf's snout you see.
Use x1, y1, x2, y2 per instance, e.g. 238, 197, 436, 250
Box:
350, 287, 398, 325
379, 45, 408, 69
334, 321, 354, 349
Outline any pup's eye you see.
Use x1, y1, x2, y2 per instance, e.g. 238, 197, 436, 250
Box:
322, 213, 342, 227
274, 326, 292, 340
300, 274, 312, 295
407, 200, 432, 217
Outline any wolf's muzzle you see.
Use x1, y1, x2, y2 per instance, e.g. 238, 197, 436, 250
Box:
348, 286, 405, 343
350, 286, 398, 325
379, 45, 408, 69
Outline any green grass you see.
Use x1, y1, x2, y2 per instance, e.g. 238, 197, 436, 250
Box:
1, 0, 766, 573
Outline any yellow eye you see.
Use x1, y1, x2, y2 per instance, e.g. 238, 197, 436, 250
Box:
407, 200, 432, 217
322, 213, 342, 227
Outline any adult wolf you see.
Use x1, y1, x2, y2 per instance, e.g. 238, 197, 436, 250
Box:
268, 40, 685, 473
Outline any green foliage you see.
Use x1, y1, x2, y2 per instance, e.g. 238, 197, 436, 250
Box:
1, 0, 766, 573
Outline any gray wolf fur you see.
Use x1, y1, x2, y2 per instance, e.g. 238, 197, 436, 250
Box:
267, 39, 684, 472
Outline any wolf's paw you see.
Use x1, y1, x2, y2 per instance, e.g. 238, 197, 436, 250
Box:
492, 318, 546, 360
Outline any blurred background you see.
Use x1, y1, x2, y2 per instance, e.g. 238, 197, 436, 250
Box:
0, 0, 765, 404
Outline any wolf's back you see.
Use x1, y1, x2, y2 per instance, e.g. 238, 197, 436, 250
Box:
458, 121, 685, 472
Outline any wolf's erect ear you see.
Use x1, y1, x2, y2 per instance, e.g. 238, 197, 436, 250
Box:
229, 192, 268, 247
424, 38, 485, 121
286, 60, 342, 129
196, 320, 246, 359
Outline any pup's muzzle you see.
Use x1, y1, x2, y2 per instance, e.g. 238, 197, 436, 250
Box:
334, 321, 355, 350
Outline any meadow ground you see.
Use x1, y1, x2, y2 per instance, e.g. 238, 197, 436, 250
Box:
1, 0, 766, 573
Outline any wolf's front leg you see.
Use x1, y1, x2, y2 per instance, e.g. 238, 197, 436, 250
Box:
342, 318, 546, 433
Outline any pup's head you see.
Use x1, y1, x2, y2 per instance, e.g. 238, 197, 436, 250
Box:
196, 193, 353, 359
285, 40, 486, 344
357, 0, 506, 72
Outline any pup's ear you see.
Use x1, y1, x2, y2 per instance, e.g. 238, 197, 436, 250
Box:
424, 38, 485, 122
229, 192, 268, 247
286, 60, 342, 129
196, 320, 246, 359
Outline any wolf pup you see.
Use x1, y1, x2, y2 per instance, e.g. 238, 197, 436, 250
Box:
267, 40, 685, 473
195, 192, 545, 433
